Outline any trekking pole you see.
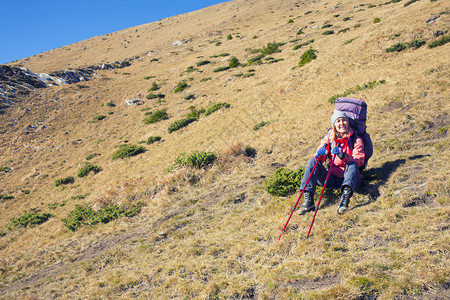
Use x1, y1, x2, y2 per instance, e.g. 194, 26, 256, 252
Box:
306, 153, 337, 239
278, 158, 321, 241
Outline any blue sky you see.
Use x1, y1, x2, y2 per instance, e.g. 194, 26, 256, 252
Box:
0, 0, 228, 64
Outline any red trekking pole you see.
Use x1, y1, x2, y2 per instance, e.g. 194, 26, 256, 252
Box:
306, 154, 337, 239
278, 158, 321, 241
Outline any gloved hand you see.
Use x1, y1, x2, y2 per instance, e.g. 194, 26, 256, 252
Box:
316, 146, 328, 158
331, 146, 346, 159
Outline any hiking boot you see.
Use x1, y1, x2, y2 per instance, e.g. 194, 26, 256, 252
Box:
337, 186, 353, 215
298, 191, 315, 215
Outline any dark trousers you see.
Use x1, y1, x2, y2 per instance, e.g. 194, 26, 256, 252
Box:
300, 158, 361, 193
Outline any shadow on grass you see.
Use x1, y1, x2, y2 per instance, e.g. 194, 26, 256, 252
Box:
352, 154, 431, 210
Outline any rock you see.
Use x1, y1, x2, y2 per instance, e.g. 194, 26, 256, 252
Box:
0, 60, 133, 111
125, 98, 142, 106
426, 15, 440, 24
434, 30, 446, 37
0, 65, 47, 109
172, 40, 183, 46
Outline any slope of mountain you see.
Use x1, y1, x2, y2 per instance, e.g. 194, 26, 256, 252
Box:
0, 0, 449, 298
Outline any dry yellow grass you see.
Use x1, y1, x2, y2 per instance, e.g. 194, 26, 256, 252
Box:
1, 0, 449, 298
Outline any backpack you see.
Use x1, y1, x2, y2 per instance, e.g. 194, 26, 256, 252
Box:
334, 97, 373, 172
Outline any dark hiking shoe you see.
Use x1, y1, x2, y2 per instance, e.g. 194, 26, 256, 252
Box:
337, 186, 353, 215
298, 191, 315, 215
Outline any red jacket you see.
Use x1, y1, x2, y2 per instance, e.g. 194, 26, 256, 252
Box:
315, 128, 365, 178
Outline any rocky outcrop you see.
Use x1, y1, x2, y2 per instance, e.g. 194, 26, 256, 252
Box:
0, 66, 45, 110
0, 61, 132, 110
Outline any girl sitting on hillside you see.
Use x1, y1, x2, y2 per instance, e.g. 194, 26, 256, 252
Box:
298, 110, 365, 215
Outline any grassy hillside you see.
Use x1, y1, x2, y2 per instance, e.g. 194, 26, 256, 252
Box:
1, 0, 449, 298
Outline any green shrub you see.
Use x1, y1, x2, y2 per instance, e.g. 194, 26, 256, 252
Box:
243, 73, 255, 78
404, 0, 419, 6
168, 117, 197, 133
227, 34, 233, 40
200, 77, 212, 82
297, 28, 304, 35
174, 151, 217, 169
62, 202, 144, 231
184, 94, 196, 100
247, 54, 265, 65
408, 39, 426, 49
94, 115, 106, 121
55, 176, 74, 187
7, 209, 53, 230
261, 42, 282, 55
328, 80, 386, 103
213, 66, 230, 72
187, 107, 204, 118
62, 204, 95, 231
288, 19, 294, 24
293, 39, 315, 50
146, 93, 165, 100
143, 109, 169, 124
322, 30, 335, 35
265, 57, 284, 64
229, 57, 240, 68
48, 202, 61, 210
386, 42, 407, 52
204, 103, 231, 116
197, 60, 211, 66
373, 17, 381, 23
343, 17, 351, 21
0, 166, 11, 173
299, 49, 318, 66
71, 194, 89, 200
322, 24, 333, 28
0, 194, 14, 201
148, 82, 160, 91
253, 121, 270, 131
389, 32, 402, 40
338, 28, 350, 34
146, 136, 162, 144
86, 153, 99, 160
186, 66, 198, 73
112, 145, 146, 160
344, 38, 358, 45
385, 40, 425, 53
106, 101, 116, 107
78, 163, 102, 178
428, 35, 450, 48
264, 168, 305, 197
174, 81, 188, 93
